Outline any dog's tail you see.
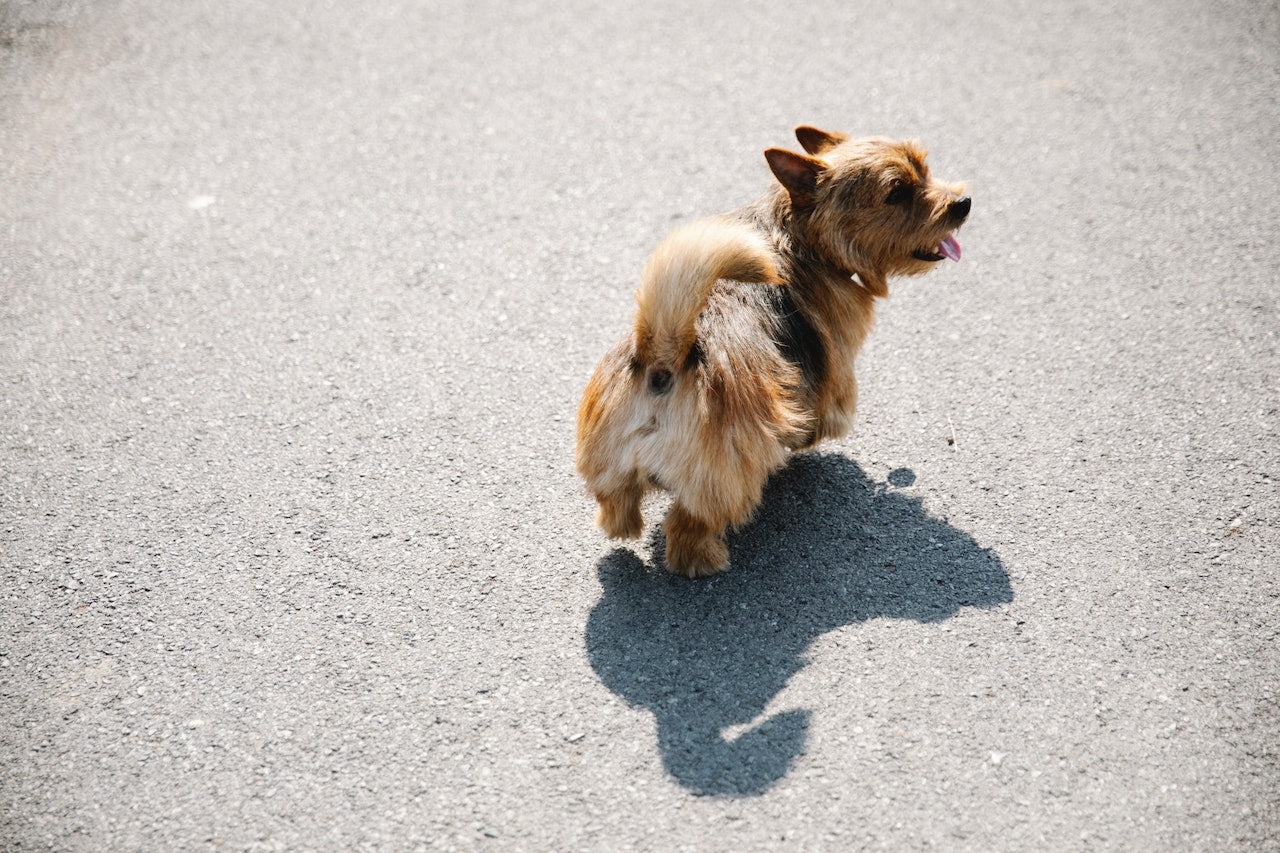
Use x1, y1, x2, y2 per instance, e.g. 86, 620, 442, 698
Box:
633, 217, 782, 387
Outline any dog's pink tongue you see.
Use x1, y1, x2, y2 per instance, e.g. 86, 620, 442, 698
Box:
939, 234, 962, 262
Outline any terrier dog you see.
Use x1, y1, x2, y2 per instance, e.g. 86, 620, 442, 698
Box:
576, 126, 970, 577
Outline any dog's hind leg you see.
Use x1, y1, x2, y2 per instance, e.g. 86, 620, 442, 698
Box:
663, 501, 730, 578
661, 416, 790, 577
595, 479, 646, 540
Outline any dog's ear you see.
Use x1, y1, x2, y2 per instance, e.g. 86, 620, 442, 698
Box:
795, 125, 848, 155
764, 148, 826, 205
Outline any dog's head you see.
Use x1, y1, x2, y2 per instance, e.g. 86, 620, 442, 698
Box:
765, 127, 969, 296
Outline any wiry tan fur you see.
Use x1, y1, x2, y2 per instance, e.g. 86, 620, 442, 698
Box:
633, 218, 783, 369
577, 127, 970, 577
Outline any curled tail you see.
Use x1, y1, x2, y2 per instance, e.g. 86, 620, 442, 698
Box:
633, 217, 782, 387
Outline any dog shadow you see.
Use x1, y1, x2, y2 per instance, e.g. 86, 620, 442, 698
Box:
584, 452, 1013, 797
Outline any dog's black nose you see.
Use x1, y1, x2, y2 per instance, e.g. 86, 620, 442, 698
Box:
949, 195, 971, 222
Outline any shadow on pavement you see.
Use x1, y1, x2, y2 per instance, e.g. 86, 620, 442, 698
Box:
584, 453, 1012, 797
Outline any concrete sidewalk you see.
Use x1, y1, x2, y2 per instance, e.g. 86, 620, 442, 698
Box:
2, 0, 1277, 848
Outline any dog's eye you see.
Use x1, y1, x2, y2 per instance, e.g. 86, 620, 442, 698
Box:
884, 182, 912, 205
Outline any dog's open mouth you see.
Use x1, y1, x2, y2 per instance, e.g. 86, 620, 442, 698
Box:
912, 234, 962, 263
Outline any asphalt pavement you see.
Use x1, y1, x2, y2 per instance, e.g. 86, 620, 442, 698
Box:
2, 0, 1278, 849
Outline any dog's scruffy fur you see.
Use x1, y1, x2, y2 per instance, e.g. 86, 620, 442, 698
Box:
577, 126, 970, 577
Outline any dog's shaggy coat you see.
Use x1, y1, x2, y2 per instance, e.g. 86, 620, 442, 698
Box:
577, 127, 970, 576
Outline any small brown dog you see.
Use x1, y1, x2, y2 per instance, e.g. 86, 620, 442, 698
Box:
576, 126, 969, 577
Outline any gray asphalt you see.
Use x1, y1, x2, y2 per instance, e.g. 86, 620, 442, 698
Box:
2, 0, 1278, 849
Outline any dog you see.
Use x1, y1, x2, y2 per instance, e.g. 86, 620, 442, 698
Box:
576, 126, 970, 577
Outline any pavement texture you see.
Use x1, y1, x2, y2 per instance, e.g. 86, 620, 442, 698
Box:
2, 0, 1278, 849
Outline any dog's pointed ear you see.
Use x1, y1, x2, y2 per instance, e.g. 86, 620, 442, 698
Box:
795, 125, 848, 155
765, 148, 826, 205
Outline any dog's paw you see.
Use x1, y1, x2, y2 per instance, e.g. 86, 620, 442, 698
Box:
665, 535, 729, 578
597, 503, 644, 540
